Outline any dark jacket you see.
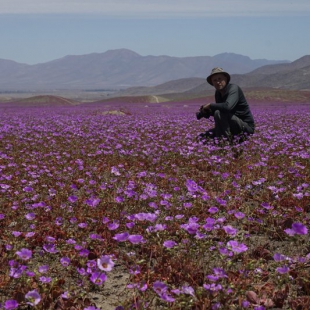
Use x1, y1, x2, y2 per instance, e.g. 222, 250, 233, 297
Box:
210, 83, 255, 129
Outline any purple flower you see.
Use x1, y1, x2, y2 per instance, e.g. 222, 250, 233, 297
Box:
148, 201, 158, 209
70, 217, 77, 224
226, 240, 248, 254
175, 214, 184, 220
60, 257, 71, 267
273, 253, 287, 262
38, 265, 49, 273
128, 234, 145, 244
87, 260, 97, 269
241, 300, 250, 308
12, 231, 22, 237
97, 255, 115, 272
185, 179, 199, 193
212, 302, 222, 310
284, 228, 295, 236
219, 247, 233, 256
23, 186, 33, 192
26, 270, 35, 277
79, 249, 90, 257
203, 283, 223, 292
25, 232, 35, 238
216, 198, 227, 206
214, 267, 227, 277
159, 293, 175, 302
207, 274, 219, 282
113, 232, 129, 242
39, 276, 52, 283
153, 281, 167, 295
138, 282, 148, 292
206, 268, 228, 282
181, 222, 200, 235
163, 240, 177, 248
234, 212, 245, 219
182, 285, 195, 296
43, 244, 58, 253
129, 265, 141, 275
223, 225, 238, 236
115, 196, 124, 203
183, 202, 192, 208
61, 291, 71, 299
68, 195, 78, 203
285, 222, 308, 236
154, 224, 167, 231
107, 221, 119, 230
276, 265, 290, 274
84, 307, 100, 310
292, 222, 308, 235
90, 272, 107, 285
77, 267, 87, 276
5, 244, 12, 251
16, 248, 32, 260
46, 236, 56, 243
25, 290, 41, 306
4, 300, 19, 310
85, 198, 100, 208
66, 238, 76, 244
89, 233, 103, 240
55, 217, 63, 226
25, 212, 36, 220
261, 202, 273, 210
10, 266, 27, 278
208, 207, 219, 214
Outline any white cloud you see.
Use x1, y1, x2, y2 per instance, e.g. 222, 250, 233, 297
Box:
0, 0, 309, 16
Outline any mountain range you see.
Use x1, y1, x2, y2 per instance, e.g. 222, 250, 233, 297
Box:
116, 55, 310, 97
0, 48, 292, 91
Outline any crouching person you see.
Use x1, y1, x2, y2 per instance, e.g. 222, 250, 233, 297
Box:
197, 67, 255, 143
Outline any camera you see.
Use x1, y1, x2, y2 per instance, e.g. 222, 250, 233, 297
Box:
196, 106, 211, 120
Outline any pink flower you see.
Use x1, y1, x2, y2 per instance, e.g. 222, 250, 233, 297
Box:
97, 255, 114, 272
25, 290, 41, 306
90, 272, 107, 285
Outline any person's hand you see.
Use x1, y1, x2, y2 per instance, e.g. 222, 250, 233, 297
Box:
201, 103, 211, 112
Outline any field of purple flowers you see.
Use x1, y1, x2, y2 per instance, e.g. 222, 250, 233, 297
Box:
0, 102, 309, 310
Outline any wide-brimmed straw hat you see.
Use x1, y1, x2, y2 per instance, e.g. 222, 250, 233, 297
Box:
206, 67, 230, 86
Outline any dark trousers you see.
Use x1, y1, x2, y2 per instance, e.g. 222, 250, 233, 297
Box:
207, 110, 254, 138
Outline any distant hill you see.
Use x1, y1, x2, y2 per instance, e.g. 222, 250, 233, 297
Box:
0, 49, 289, 91
234, 55, 310, 89
115, 55, 310, 97
0, 95, 79, 107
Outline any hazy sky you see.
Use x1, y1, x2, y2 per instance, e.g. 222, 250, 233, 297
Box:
1, 0, 309, 64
